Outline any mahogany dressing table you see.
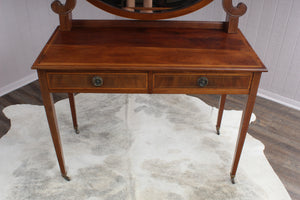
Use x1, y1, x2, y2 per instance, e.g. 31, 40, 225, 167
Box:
32, 0, 267, 183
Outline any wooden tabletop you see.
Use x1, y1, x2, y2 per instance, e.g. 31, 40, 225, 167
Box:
32, 20, 267, 72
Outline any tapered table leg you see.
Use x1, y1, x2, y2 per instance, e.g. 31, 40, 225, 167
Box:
68, 93, 79, 134
38, 71, 70, 181
230, 72, 261, 184
216, 94, 227, 135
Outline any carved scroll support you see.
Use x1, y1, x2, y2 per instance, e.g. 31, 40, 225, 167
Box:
223, 0, 247, 33
51, 0, 77, 31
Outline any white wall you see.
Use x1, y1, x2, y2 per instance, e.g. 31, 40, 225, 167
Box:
1, 0, 300, 109
238, 0, 300, 110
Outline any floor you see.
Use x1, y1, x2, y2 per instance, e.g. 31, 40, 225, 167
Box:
0, 80, 300, 200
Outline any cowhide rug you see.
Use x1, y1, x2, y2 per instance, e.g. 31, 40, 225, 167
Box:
0, 94, 291, 200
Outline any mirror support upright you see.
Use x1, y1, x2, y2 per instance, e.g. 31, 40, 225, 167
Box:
51, 0, 77, 31
222, 0, 247, 33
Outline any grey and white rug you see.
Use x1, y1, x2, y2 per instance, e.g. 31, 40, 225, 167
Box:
0, 94, 291, 200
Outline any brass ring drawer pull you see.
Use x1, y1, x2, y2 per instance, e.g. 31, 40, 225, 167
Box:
197, 77, 208, 87
92, 76, 103, 87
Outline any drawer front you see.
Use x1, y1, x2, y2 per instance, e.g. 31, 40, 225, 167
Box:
153, 73, 252, 94
47, 72, 148, 92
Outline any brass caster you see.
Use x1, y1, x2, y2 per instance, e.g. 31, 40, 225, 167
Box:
230, 175, 235, 184
216, 127, 220, 135
62, 175, 71, 181
74, 127, 80, 134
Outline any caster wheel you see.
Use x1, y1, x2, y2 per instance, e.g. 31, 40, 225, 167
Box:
74, 128, 80, 134
230, 175, 236, 184
216, 127, 220, 135
62, 175, 71, 181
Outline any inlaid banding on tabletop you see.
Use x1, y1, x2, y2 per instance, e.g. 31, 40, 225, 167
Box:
38, 46, 260, 67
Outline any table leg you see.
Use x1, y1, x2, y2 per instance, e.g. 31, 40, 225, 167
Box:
38, 71, 70, 181
230, 72, 261, 184
216, 94, 227, 135
68, 93, 79, 134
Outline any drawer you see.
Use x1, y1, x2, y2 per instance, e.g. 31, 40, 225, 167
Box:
153, 73, 252, 94
47, 72, 148, 92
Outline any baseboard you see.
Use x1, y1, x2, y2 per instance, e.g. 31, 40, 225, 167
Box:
0, 73, 38, 97
258, 89, 300, 111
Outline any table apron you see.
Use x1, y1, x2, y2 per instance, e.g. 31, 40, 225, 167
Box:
45, 71, 253, 95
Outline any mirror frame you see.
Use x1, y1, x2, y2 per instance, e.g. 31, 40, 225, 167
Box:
86, 0, 214, 20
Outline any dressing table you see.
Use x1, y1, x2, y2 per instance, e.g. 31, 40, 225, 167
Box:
32, 0, 267, 183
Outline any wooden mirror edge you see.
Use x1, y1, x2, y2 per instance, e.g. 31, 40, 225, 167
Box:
51, 0, 77, 31
222, 0, 247, 33
86, 0, 214, 20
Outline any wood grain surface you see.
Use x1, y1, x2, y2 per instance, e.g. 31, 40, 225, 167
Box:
32, 20, 267, 72
47, 72, 148, 93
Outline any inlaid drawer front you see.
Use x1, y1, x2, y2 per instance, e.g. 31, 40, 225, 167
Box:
47, 72, 148, 91
153, 73, 252, 94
